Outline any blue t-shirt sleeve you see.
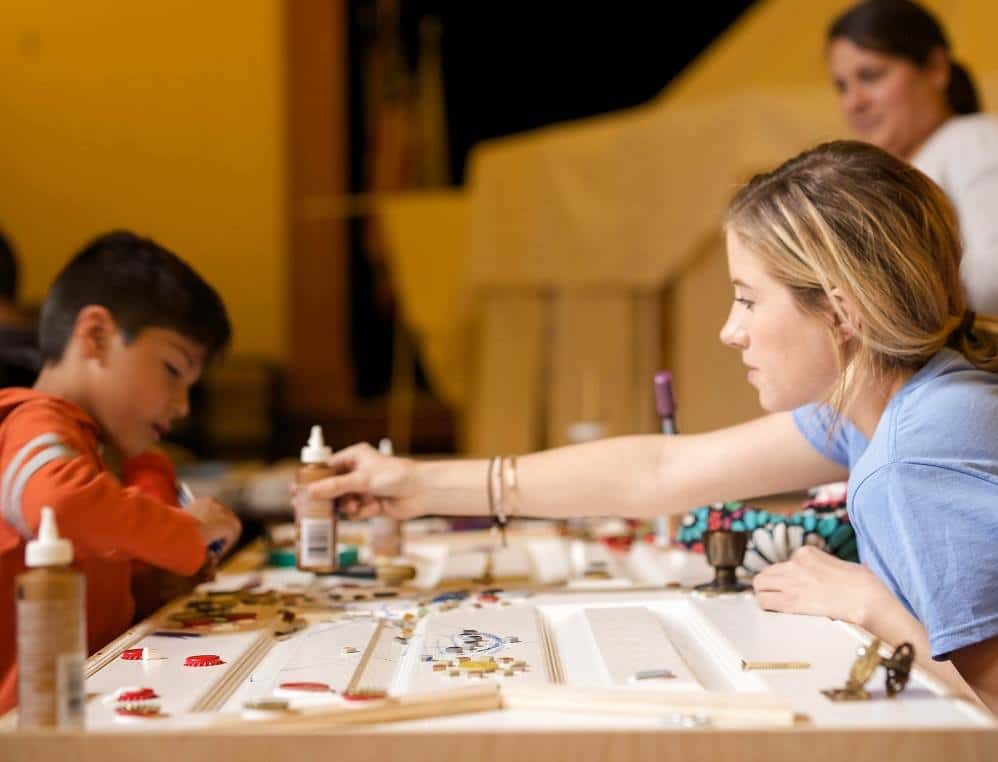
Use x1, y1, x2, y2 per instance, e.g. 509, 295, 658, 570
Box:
791, 404, 851, 468
859, 460, 998, 660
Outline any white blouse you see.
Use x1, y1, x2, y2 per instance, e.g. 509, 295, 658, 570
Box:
912, 113, 998, 315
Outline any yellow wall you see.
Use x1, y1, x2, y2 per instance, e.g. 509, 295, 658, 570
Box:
0, 1, 286, 358
8, 0, 998, 365
670, 0, 998, 107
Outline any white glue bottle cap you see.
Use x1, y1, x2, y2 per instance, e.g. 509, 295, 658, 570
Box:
378, 437, 394, 456
26, 507, 73, 567
301, 425, 333, 464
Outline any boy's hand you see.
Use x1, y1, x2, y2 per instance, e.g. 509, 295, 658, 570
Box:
186, 497, 242, 558
195, 553, 219, 583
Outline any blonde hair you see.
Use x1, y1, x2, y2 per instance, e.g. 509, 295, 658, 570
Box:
726, 140, 998, 413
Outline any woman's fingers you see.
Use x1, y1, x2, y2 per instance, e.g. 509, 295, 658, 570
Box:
753, 560, 794, 590
335, 493, 385, 519
326, 442, 376, 471
754, 589, 793, 612
352, 503, 383, 520
307, 469, 369, 500
338, 495, 363, 516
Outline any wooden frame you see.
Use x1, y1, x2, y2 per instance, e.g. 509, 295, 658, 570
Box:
285, 0, 352, 415
4, 535, 997, 759
5, 725, 997, 761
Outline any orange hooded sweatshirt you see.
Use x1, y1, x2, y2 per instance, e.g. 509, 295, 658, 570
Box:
0, 389, 205, 715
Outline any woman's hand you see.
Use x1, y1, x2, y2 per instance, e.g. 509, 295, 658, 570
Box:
303, 442, 423, 520
756, 546, 990, 709
752, 545, 888, 627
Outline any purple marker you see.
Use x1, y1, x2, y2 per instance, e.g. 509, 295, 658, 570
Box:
653, 371, 677, 546
654, 371, 677, 435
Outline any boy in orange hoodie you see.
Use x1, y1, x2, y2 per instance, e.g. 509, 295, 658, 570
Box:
0, 231, 242, 714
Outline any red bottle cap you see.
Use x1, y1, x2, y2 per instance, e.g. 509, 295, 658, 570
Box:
116, 688, 159, 703
278, 681, 331, 693
181, 618, 214, 628
184, 654, 224, 667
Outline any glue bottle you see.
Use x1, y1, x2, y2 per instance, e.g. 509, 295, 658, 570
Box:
16, 507, 86, 729
294, 425, 338, 573
369, 438, 403, 559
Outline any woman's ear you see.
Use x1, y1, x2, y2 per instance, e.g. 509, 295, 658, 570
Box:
926, 46, 951, 95
827, 287, 861, 345
73, 305, 117, 363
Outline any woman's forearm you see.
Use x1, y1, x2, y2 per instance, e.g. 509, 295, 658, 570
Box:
410, 414, 846, 521
411, 457, 489, 516
412, 436, 666, 519
860, 593, 982, 706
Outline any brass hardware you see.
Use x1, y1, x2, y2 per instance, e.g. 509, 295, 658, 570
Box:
695, 530, 751, 593
882, 642, 914, 697
822, 638, 915, 701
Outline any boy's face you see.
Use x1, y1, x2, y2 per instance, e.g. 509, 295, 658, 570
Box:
91, 326, 206, 458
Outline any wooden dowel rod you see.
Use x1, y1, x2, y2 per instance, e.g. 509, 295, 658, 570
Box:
502, 685, 795, 727
209, 684, 502, 732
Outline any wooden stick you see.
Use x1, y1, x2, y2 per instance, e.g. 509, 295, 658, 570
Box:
84, 621, 155, 678
344, 619, 387, 697
192, 631, 274, 712
741, 660, 811, 671
210, 684, 502, 732
502, 685, 795, 727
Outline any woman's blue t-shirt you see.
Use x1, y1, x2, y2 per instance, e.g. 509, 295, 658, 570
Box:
793, 348, 998, 659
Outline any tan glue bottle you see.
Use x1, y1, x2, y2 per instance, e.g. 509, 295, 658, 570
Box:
16, 507, 86, 729
369, 437, 403, 559
295, 425, 338, 573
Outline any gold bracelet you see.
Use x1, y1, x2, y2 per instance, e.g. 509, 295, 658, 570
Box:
503, 455, 520, 518
487, 455, 507, 547
486, 456, 499, 520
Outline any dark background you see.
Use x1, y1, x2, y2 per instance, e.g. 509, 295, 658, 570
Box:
347, 1, 757, 398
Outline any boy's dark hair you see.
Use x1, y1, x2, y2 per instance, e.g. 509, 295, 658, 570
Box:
39, 230, 232, 366
0, 228, 18, 303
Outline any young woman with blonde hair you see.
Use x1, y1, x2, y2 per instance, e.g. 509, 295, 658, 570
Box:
305, 141, 998, 710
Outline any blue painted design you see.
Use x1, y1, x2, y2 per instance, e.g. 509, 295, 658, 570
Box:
431, 591, 469, 604
431, 630, 506, 659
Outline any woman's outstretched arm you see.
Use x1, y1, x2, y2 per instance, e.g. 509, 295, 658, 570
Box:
307, 412, 847, 520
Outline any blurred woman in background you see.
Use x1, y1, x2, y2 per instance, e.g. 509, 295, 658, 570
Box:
828, 0, 998, 313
